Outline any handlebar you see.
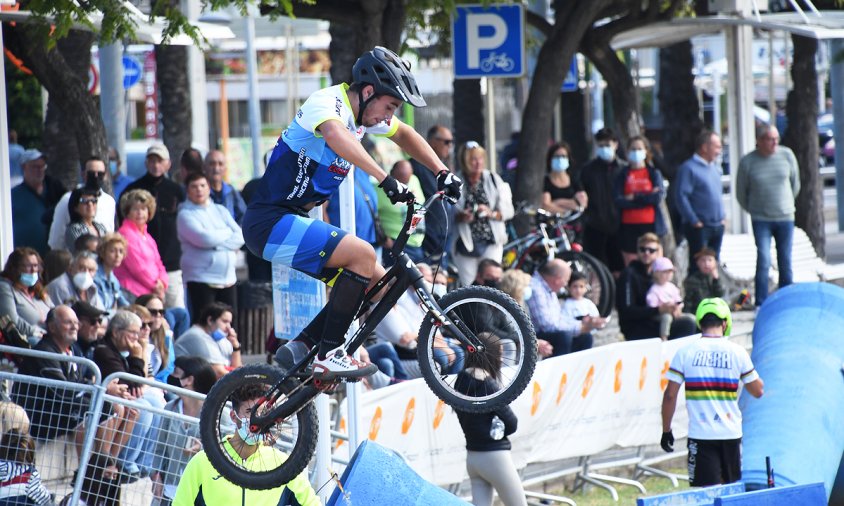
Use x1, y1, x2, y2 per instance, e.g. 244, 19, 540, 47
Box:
519, 205, 583, 226
389, 191, 453, 258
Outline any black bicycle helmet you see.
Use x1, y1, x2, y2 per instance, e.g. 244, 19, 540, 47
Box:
353, 46, 427, 108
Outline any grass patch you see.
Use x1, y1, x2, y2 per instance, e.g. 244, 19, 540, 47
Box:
542, 468, 689, 506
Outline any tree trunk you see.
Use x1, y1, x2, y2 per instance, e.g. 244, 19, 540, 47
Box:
783, 35, 824, 257
452, 79, 485, 150
582, 41, 642, 144
154, 44, 192, 170
328, 0, 406, 85
3, 24, 107, 189
516, 1, 614, 209
658, 40, 704, 179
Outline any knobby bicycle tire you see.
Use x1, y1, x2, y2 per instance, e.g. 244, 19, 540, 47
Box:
199, 364, 319, 490
417, 286, 537, 413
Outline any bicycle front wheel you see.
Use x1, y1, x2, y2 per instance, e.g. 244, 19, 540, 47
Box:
417, 286, 537, 413
199, 364, 319, 490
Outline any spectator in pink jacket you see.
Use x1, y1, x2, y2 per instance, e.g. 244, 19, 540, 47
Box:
114, 189, 168, 300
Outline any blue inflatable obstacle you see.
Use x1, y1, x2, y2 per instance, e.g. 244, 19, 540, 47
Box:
740, 282, 844, 501
327, 440, 470, 506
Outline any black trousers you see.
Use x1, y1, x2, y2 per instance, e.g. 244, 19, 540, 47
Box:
186, 282, 237, 322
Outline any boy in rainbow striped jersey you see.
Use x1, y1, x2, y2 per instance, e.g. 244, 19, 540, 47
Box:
660, 298, 764, 487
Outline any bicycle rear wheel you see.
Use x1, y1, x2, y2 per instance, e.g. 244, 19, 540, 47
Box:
417, 286, 537, 413
199, 364, 318, 490
559, 250, 615, 316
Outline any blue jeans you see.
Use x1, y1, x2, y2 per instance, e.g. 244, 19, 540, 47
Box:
685, 224, 724, 274
537, 330, 593, 357
164, 307, 190, 338
366, 342, 409, 380
752, 220, 794, 305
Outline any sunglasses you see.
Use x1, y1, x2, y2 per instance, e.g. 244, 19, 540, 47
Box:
141, 321, 152, 329
638, 246, 658, 254
80, 197, 98, 205
148, 309, 165, 316
435, 137, 454, 145
465, 140, 481, 149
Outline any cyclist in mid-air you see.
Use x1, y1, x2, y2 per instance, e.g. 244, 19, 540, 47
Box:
242, 46, 462, 380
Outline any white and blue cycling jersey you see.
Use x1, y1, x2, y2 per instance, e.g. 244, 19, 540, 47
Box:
242, 83, 398, 278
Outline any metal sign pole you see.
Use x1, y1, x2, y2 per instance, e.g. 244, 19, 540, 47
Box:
486, 77, 497, 172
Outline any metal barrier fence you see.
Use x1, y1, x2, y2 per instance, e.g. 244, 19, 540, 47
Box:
0, 329, 754, 505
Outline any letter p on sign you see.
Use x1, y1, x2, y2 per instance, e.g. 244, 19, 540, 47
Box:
453, 4, 524, 79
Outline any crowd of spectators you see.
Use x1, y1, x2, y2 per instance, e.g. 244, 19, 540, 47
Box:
1, 117, 793, 502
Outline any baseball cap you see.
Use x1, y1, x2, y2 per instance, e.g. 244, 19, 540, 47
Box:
146, 143, 170, 161
652, 257, 675, 272
71, 300, 106, 322
19, 149, 45, 165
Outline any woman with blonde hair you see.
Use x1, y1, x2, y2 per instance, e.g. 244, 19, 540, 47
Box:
114, 189, 168, 300
94, 233, 130, 311
453, 142, 514, 286
498, 269, 553, 358
135, 294, 176, 383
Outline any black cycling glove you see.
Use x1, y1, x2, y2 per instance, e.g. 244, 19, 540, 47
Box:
660, 430, 674, 453
437, 170, 462, 201
379, 175, 413, 204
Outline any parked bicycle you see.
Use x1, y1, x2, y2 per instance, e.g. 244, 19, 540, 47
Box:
199, 191, 538, 490
502, 205, 615, 316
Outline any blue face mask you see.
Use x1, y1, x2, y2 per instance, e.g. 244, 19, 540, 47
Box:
550, 156, 569, 172
629, 149, 647, 164
237, 415, 261, 446
19, 272, 38, 288
109, 161, 118, 175
211, 328, 227, 342
596, 146, 615, 161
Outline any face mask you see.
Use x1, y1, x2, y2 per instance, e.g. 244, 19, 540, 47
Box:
19, 272, 38, 288
483, 279, 500, 289
167, 374, 183, 388
596, 146, 615, 161
522, 287, 533, 301
237, 416, 261, 446
629, 149, 647, 164
109, 161, 118, 175
211, 328, 227, 342
432, 284, 447, 298
119, 350, 130, 358
85, 171, 104, 191
72, 272, 94, 291
550, 156, 569, 172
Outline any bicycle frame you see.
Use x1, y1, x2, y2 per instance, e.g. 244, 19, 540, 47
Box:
250, 192, 480, 429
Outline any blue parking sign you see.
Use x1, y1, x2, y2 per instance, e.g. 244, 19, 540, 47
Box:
452, 4, 524, 79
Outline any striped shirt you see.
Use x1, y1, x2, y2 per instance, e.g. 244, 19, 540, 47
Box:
667, 336, 759, 440
0, 461, 52, 505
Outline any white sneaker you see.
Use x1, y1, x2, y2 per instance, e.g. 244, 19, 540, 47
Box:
312, 348, 378, 379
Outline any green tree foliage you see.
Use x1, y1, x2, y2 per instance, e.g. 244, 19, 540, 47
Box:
4, 60, 43, 149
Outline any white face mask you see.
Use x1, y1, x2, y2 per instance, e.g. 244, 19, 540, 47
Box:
72, 272, 94, 291
432, 283, 447, 298
237, 415, 261, 446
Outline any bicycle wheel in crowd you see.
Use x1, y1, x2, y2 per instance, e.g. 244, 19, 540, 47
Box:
199, 364, 319, 490
417, 285, 537, 413
558, 250, 615, 317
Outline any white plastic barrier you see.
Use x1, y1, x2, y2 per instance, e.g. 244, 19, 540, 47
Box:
337, 336, 696, 486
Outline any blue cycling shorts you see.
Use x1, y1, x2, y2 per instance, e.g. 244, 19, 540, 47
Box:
261, 213, 347, 281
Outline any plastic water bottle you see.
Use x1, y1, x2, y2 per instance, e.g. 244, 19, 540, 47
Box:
489, 415, 505, 440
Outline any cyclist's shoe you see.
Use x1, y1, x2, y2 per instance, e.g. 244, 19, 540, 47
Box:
275, 340, 313, 376
312, 348, 378, 380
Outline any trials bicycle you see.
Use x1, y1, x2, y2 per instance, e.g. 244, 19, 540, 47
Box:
199, 191, 538, 490
502, 205, 615, 316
